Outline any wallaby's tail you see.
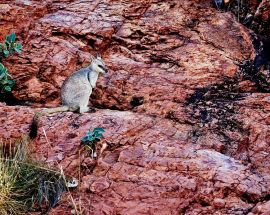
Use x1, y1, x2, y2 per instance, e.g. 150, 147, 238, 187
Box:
29, 106, 70, 139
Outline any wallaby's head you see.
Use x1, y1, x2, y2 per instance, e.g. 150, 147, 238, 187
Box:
91, 55, 108, 74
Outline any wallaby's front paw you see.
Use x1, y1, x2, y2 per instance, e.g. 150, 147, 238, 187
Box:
88, 107, 96, 113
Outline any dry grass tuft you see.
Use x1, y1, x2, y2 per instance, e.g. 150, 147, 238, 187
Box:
0, 137, 67, 214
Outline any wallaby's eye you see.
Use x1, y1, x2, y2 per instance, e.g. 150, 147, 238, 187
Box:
98, 65, 104, 70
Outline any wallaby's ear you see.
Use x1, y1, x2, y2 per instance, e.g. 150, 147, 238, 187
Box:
90, 55, 95, 62
96, 53, 101, 59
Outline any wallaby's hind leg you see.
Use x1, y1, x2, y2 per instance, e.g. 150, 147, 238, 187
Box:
84, 101, 96, 113
79, 106, 89, 113
78, 91, 92, 113
88, 107, 96, 113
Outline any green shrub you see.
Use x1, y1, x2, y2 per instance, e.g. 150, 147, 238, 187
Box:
0, 33, 22, 95
81, 127, 105, 158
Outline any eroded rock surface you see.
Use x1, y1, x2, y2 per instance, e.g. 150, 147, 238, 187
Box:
1, 103, 270, 214
0, 0, 270, 214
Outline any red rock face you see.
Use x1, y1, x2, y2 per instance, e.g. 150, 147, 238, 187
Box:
1, 0, 270, 214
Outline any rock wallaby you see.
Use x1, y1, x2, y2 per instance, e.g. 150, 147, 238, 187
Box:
29, 55, 108, 139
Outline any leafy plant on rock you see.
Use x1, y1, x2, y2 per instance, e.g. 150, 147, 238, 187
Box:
81, 127, 105, 158
0, 33, 22, 95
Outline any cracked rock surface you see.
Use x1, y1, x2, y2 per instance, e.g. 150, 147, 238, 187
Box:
0, 0, 270, 214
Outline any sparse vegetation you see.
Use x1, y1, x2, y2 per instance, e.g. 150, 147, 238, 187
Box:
213, 0, 270, 36
0, 33, 22, 96
81, 127, 105, 158
0, 137, 67, 214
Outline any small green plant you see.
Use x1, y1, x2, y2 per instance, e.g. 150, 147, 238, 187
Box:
81, 127, 105, 158
0, 33, 22, 94
0, 63, 15, 93
0, 33, 22, 58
